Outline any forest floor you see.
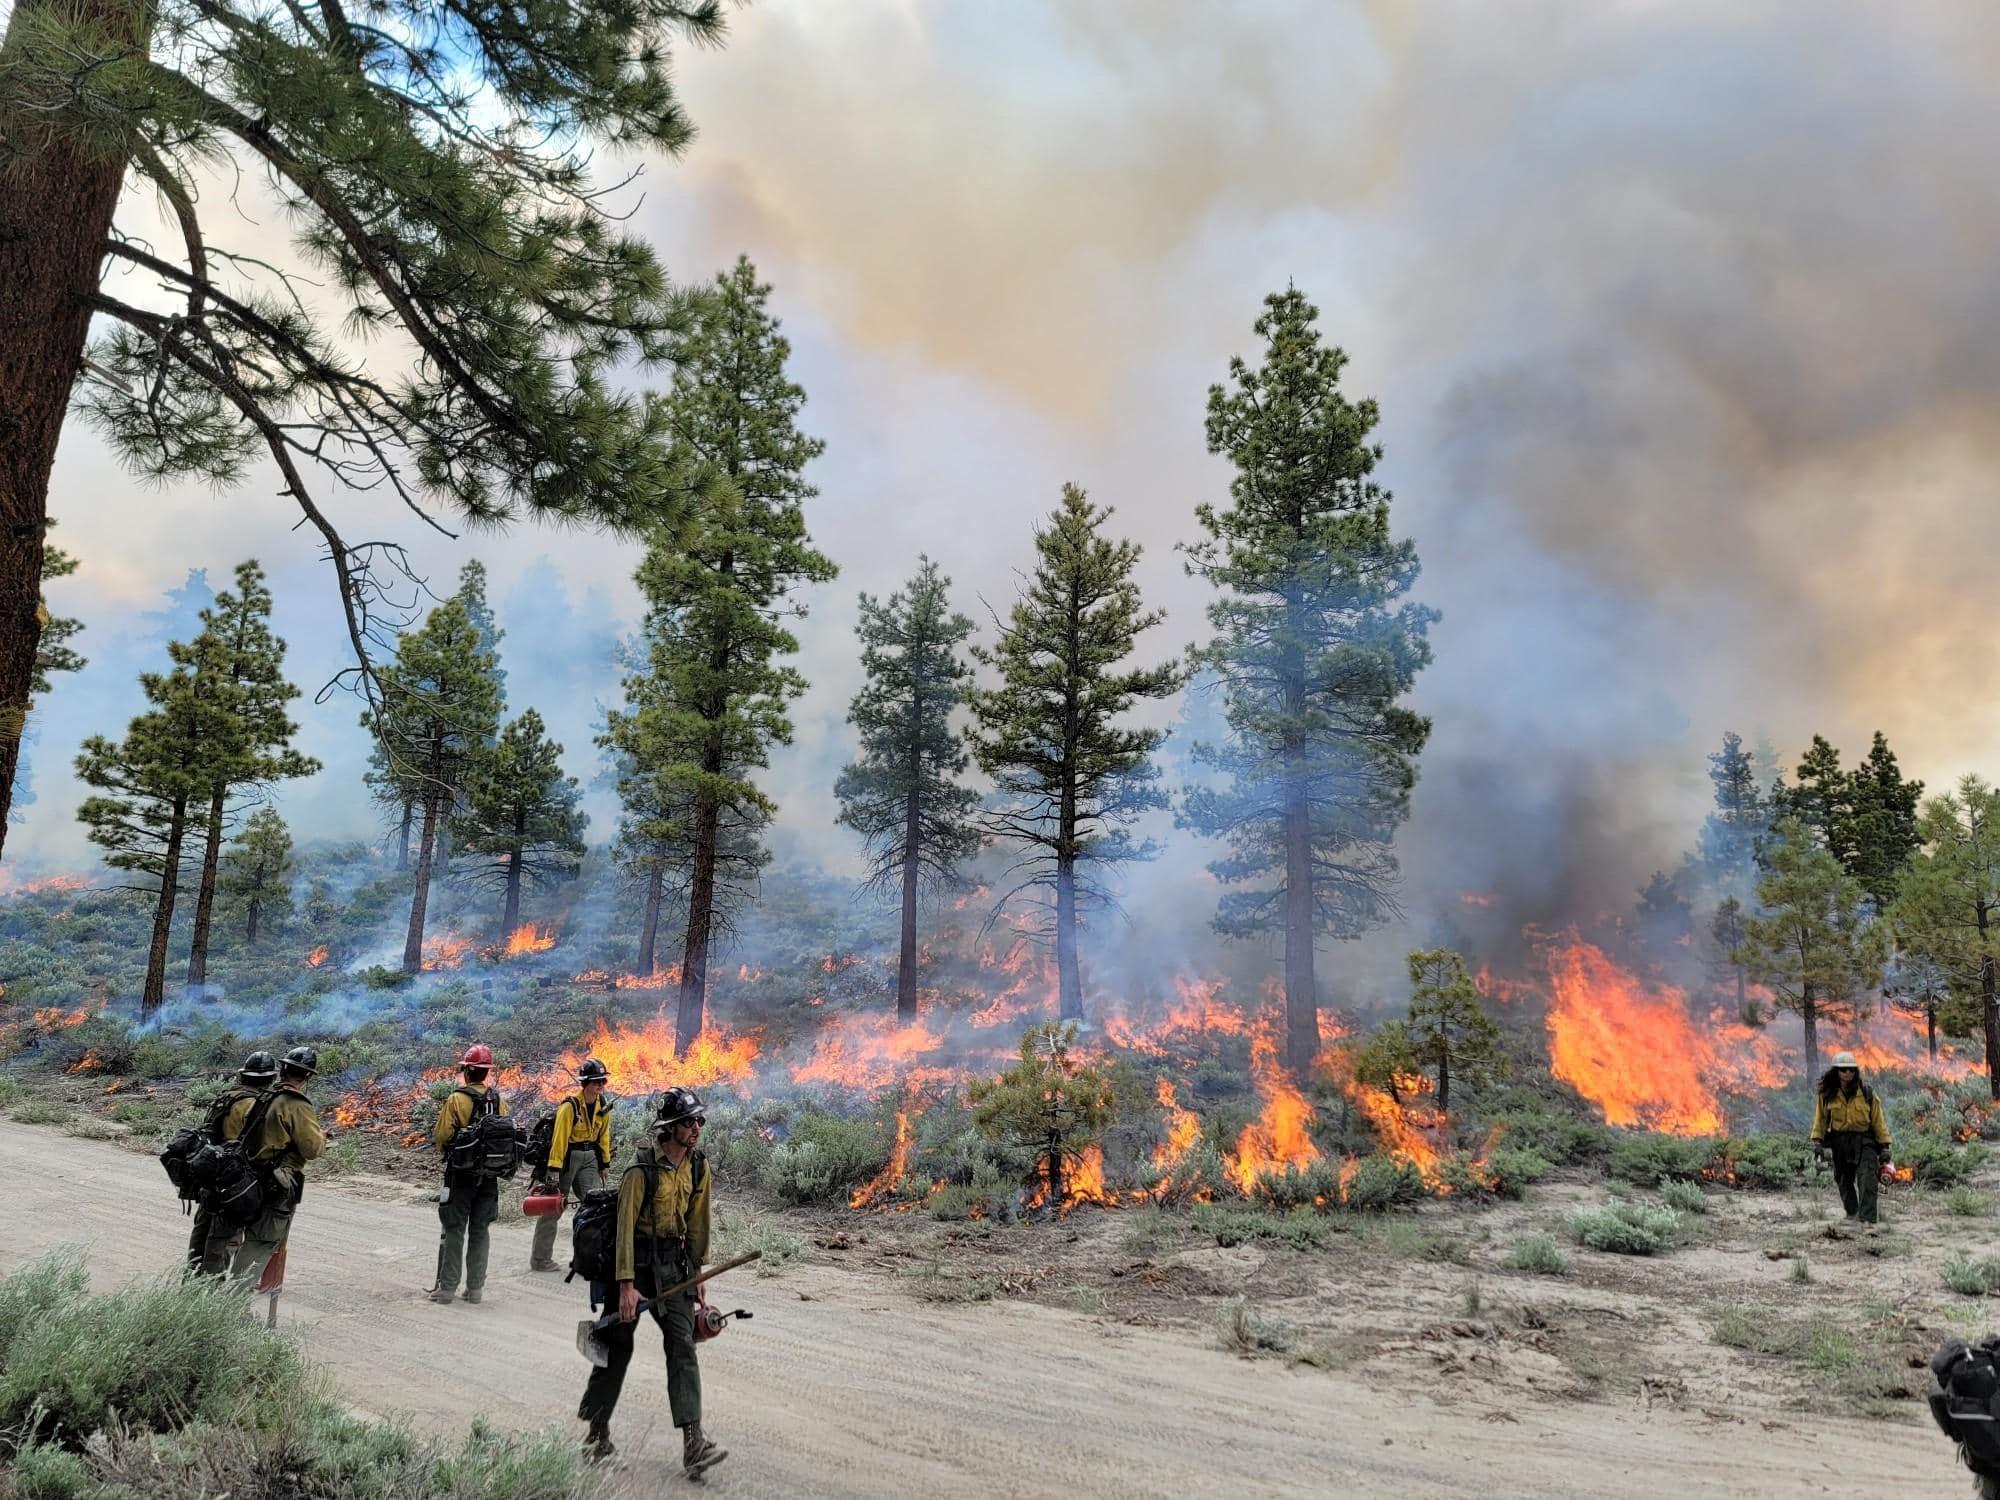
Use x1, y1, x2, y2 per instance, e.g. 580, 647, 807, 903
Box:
1, 1120, 1969, 1498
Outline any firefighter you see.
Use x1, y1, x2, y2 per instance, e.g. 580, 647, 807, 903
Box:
187, 1049, 278, 1277
431, 1042, 510, 1305
228, 1046, 325, 1286
1810, 1051, 1896, 1225
577, 1086, 722, 1477
529, 1057, 613, 1273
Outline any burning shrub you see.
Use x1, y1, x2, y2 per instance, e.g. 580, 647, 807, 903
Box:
1343, 1155, 1425, 1212
1248, 1159, 1342, 1212
1608, 1132, 1716, 1187
1899, 1130, 1984, 1188
1566, 1199, 1681, 1255
1711, 1134, 1812, 1189
761, 1111, 890, 1205
970, 1023, 1115, 1210
927, 1162, 1015, 1222
1503, 1231, 1568, 1276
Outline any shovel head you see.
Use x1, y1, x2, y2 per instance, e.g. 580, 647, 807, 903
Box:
576, 1317, 611, 1368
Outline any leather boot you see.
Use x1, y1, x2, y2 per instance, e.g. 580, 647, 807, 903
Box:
583, 1422, 615, 1463
681, 1422, 727, 1476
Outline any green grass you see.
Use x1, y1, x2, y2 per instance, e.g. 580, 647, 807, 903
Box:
1503, 1231, 1569, 1276
712, 1209, 809, 1278
897, 1259, 996, 1303
1191, 1203, 1332, 1251
1362, 1218, 1471, 1264
1946, 1187, 1991, 1218
1708, 1301, 1908, 1418
10, 1102, 74, 1126
1943, 1255, 2000, 1296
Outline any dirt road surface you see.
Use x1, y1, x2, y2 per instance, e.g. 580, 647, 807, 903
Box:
0, 1129, 1951, 1498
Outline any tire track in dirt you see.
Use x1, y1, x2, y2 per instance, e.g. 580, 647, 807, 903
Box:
0, 1128, 1951, 1498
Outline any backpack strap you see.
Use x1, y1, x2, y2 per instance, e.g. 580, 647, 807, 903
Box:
204, 1086, 252, 1133
692, 1150, 707, 1195
453, 1085, 495, 1120
238, 1089, 281, 1161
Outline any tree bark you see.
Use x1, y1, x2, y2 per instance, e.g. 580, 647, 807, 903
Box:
185, 785, 225, 987
1801, 983, 1819, 1086
395, 798, 413, 871
1927, 1005, 1938, 1063
501, 806, 525, 932
403, 785, 443, 971
1279, 583, 1317, 1077
1054, 849, 1082, 1023
677, 789, 718, 1052
897, 784, 921, 1026
637, 850, 664, 976
246, 891, 262, 946
142, 798, 189, 1012
0, 0, 145, 853
1437, 1048, 1451, 1113
1982, 900, 1998, 1102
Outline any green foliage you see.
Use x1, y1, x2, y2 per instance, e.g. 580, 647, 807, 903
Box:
1944, 1256, 2000, 1297
1248, 1159, 1343, 1212
1714, 1133, 1813, 1189
710, 1210, 808, 1277
1190, 1204, 1331, 1251
1609, 1132, 1716, 1186
219, 806, 295, 945
0, 1078, 20, 1109
1217, 1296, 1296, 1357
1946, 1187, 1990, 1217
1403, 948, 1500, 1111
1503, 1231, 1569, 1276
970, 1023, 1116, 1202
1491, 1101, 1612, 1166
30, 538, 85, 700
759, 1112, 887, 1205
11, 1102, 74, 1126
1567, 1199, 1682, 1255
10, 1439, 96, 1500
1894, 777, 2000, 1063
1352, 1019, 1418, 1097
1343, 1154, 1425, 1212
1659, 1180, 1710, 1215
1484, 1147, 1552, 1200
1900, 1130, 1984, 1188
967, 486, 1181, 1020
451, 708, 587, 923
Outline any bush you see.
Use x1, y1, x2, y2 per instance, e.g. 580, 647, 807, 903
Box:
760, 1111, 889, 1205
1943, 1255, 2000, 1297
0, 1077, 22, 1109
1609, 1133, 1715, 1187
1659, 1180, 1709, 1215
11, 1102, 74, 1126
1567, 1198, 1681, 1255
10, 1440, 96, 1500
711, 1209, 808, 1277
1491, 1102, 1612, 1165
1484, 1147, 1551, 1200
1190, 1204, 1330, 1251
1947, 1187, 1990, 1218
1717, 1133, 1812, 1189
1503, 1231, 1568, 1275
1217, 1296, 1296, 1357
1902, 1131, 1984, 1189
1343, 1155, 1425, 1212
1249, 1159, 1342, 1212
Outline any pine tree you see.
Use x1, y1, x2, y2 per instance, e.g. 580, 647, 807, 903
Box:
452, 709, 586, 933
1734, 820, 1888, 1084
1775, 735, 1852, 862
969, 1022, 1115, 1209
607, 258, 835, 1048
969, 485, 1181, 1025
835, 558, 980, 1024
1892, 778, 2000, 1098
1694, 731, 1768, 893
75, 662, 226, 1010
1353, 1018, 1421, 1103
1404, 948, 1499, 1112
365, 734, 418, 871
1709, 895, 1754, 1023
1844, 731, 1923, 908
31, 538, 84, 694
1633, 869, 1694, 956
453, 561, 508, 717
219, 805, 294, 946
0, 0, 728, 857
1181, 288, 1436, 1073
363, 598, 502, 971
179, 561, 318, 988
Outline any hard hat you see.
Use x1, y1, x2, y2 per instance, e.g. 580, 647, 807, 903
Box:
655, 1086, 705, 1130
282, 1045, 319, 1076
577, 1058, 609, 1083
239, 1050, 279, 1084
461, 1043, 494, 1068
1832, 1052, 1859, 1069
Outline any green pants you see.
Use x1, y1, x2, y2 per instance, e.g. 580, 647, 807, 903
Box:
530, 1151, 604, 1267
579, 1248, 701, 1430
229, 1170, 300, 1286
1829, 1133, 1881, 1223
436, 1175, 499, 1294
186, 1201, 241, 1278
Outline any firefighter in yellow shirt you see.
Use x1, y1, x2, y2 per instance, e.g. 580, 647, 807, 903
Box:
187, 1050, 277, 1277
430, 1043, 512, 1304
530, 1057, 613, 1272
228, 1047, 326, 1285
1810, 1051, 1895, 1225
577, 1086, 721, 1477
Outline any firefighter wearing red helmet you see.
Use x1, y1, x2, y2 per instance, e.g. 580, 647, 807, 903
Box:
429, 1042, 513, 1305
577, 1085, 723, 1477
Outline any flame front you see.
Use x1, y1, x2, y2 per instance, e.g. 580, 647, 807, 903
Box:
498, 923, 556, 958
1229, 1021, 1322, 1192
422, 932, 473, 970
1543, 938, 1729, 1136
304, 944, 330, 968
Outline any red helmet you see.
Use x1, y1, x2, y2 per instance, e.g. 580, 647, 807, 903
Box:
460, 1044, 494, 1068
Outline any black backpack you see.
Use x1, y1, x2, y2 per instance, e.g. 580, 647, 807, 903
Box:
525, 1109, 558, 1176
187, 1090, 283, 1229
160, 1086, 259, 1199
1932, 1337, 2000, 1478
567, 1155, 705, 1284
444, 1087, 524, 1180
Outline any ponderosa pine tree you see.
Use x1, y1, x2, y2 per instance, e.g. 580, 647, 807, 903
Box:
1734, 819, 1888, 1084
31, 537, 84, 695
606, 258, 834, 1050
452, 709, 586, 934
0, 0, 728, 856
1893, 778, 2000, 1098
970, 486, 1181, 1025
180, 561, 317, 988
363, 599, 501, 971
1181, 288, 1436, 1074
1774, 735, 1851, 862
835, 558, 980, 1024
219, 805, 294, 946
1695, 731, 1769, 895
1404, 948, 1499, 1113
76, 661, 226, 1009
1844, 731, 1923, 908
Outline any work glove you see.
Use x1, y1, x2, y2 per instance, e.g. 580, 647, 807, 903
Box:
1811, 1141, 1828, 1160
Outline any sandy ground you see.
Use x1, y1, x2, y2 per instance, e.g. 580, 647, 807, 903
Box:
0, 1128, 1957, 1499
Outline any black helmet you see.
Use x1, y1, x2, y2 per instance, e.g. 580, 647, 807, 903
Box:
239, 1050, 279, 1084
577, 1058, 609, 1084
281, 1045, 319, 1077
655, 1086, 704, 1130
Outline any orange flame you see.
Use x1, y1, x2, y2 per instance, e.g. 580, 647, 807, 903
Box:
550, 1012, 761, 1102
304, 944, 330, 968
850, 1109, 916, 1208
573, 965, 682, 990
66, 1049, 105, 1075
421, 932, 473, 970
1229, 1021, 1321, 1192
497, 923, 556, 959
788, 1014, 956, 1093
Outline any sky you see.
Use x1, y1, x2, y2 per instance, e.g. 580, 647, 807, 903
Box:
17, 0, 2000, 992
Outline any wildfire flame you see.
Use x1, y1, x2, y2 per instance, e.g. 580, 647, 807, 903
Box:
573, 965, 682, 990
304, 944, 330, 968
551, 1012, 761, 1101
421, 932, 473, 971
788, 1014, 956, 1093
497, 923, 557, 959
1229, 1021, 1322, 1193
850, 1109, 916, 1209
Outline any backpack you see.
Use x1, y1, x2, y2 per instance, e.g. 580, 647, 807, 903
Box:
525, 1109, 559, 1176
566, 1154, 705, 1284
188, 1090, 283, 1229
161, 1087, 258, 1198
444, 1087, 524, 1180
1931, 1337, 2000, 1478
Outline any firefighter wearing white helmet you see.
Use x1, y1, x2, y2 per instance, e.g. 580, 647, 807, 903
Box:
1810, 1051, 1895, 1225
576, 1086, 722, 1477
529, 1057, 613, 1272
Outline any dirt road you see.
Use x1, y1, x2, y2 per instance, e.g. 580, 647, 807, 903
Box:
0, 1129, 1950, 1498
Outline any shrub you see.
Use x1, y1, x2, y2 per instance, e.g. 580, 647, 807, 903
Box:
760, 1111, 888, 1205
1609, 1133, 1715, 1187
1943, 1256, 2000, 1297
1947, 1187, 1991, 1218
1217, 1296, 1295, 1356
11, 1102, 74, 1126
1567, 1198, 1681, 1255
1484, 1146, 1552, 1200
1902, 1131, 1984, 1189
0, 1077, 22, 1109
1139, 1137, 1230, 1206
10, 1440, 95, 1500
1659, 1180, 1709, 1215
712, 1210, 808, 1277
1343, 1155, 1425, 1212
1190, 1204, 1331, 1251
1718, 1133, 1812, 1189
1491, 1103, 1612, 1165
1250, 1159, 1342, 1212
65, 1117, 119, 1141
1503, 1231, 1569, 1276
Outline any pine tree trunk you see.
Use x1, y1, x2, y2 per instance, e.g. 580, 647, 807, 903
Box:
1801, 984, 1819, 1086
1982, 901, 1999, 1102
246, 894, 262, 946
185, 785, 226, 987
0, 0, 144, 854
1054, 850, 1082, 1023
142, 798, 189, 1012
1928, 1005, 1938, 1063
501, 807, 525, 933
403, 786, 443, 971
678, 790, 719, 1052
1437, 1049, 1451, 1113
395, 798, 413, 871
1282, 777, 1318, 1076
638, 852, 664, 976
1045, 1131, 1064, 1208
1734, 965, 1746, 1021
896, 753, 922, 1026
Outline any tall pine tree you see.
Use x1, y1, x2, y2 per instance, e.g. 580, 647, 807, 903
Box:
1893, 778, 2000, 1098
1694, 730, 1769, 894
220, 805, 294, 946
452, 709, 586, 934
1181, 288, 1436, 1073
606, 258, 834, 1049
1844, 731, 1923, 908
180, 561, 317, 988
364, 598, 502, 971
0, 0, 728, 856
969, 485, 1181, 1024
835, 558, 980, 1024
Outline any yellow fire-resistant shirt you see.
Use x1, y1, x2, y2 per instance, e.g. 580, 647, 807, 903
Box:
217, 1091, 258, 1141
244, 1087, 326, 1172
614, 1145, 711, 1283
547, 1093, 612, 1171
433, 1080, 509, 1156
1811, 1088, 1892, 1148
